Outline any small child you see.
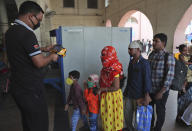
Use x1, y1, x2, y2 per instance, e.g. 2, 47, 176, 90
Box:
84, 74, 100, 131
64, 70, 88, 131
176, 44, 192, 91
177, 44, 192, 66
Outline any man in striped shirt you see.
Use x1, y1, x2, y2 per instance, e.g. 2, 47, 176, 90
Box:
148, 33, 175, 131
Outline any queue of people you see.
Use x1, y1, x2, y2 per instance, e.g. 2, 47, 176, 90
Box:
3, 1, 192, 131
64, 33, 192, 131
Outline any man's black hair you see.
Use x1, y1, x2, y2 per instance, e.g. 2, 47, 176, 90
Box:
69, 70, 80, 80
154, 33, 167, 47
19, 1, 44, 16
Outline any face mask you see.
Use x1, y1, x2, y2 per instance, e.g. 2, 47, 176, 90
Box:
33, 22, 40, 30
87, 80, 95, 88
30, 15, 41, 30
66, 77, 73, 86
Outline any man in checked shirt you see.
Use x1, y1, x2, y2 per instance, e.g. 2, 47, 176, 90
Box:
148, 33, 175, 131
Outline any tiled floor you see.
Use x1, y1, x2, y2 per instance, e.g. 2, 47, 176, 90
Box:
0, 87, 191, 131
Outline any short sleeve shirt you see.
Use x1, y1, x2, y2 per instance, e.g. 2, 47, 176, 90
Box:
5, 20, 44, 93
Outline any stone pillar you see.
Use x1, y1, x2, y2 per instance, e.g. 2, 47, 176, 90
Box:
0, 0, 9, 37
0, 0, 9, 63
36, 0, 53, 47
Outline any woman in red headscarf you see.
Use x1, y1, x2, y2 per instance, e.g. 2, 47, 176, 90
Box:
99, 46, 124, 131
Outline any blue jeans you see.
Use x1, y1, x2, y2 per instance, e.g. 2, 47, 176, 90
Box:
89, 112, 98, 131
71, 108, 88, 131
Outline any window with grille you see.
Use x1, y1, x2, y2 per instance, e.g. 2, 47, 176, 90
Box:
87, 0, 98, 9
63, 0, 75, 8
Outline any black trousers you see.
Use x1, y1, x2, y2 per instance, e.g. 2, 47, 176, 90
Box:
12, 90, 48, 131
150, 91, 169, 131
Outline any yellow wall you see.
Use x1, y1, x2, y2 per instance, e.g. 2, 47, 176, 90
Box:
48, 0, 105, 29
14, 0, 105, 46
50, 15, 104, 29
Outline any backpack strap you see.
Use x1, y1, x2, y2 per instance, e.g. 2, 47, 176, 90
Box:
163, 52, 169, 81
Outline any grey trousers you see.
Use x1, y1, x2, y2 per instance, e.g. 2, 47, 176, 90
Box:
124, 97, 136, 131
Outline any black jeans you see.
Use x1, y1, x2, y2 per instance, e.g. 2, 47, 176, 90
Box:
150, 91, 169, 131
12, 90, 48, 131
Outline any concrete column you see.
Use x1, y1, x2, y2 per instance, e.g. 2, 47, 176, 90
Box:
0, 0, 8, 63
0, 0, 9, 36
36, 0, 53, 47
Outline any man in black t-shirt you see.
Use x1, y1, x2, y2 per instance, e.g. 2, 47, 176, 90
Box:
5, 1, 58, 131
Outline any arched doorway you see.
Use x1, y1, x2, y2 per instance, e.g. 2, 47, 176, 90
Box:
118, 10, 153, 42
173, 4, 192, 53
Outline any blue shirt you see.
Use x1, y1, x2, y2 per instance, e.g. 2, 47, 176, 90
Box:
124, 56, 152, 99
